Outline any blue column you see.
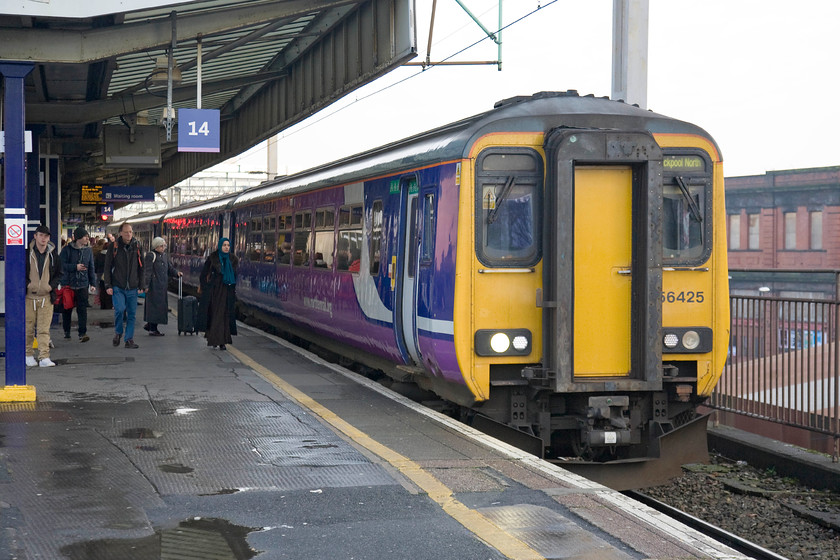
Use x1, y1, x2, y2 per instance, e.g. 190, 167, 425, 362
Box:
2, 62, 34, 388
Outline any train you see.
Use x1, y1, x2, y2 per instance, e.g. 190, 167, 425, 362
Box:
118, 91, 729, 483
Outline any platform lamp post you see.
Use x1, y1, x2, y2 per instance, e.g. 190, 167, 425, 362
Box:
0, 61, 35, 402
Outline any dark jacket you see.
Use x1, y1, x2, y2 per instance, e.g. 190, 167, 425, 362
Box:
196, 250, 238, 334
143, 250, 179, 325
104, 237, 145, 291
26, 239, 61, 299
59, 241, 96, 289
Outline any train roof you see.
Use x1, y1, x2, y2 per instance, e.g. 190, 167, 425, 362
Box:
120, 91, 720, 223
234, 91, 719, 207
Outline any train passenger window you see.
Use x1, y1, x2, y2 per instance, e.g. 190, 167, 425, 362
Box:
421, 193, 435, 263
370, 200, 383, 274
337, 231, 362, 272
338, 205, 363, 272
277, 213, 293, 265
198, 225, 208, 257
662, 152, 712, 265
475, 148, 543, 267
263, 217, 276, 263
246, 218, 263, 262
293, 211, 312, 266
313, 207, 335, 269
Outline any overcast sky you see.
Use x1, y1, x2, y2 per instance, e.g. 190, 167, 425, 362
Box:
227, 0, 840, 179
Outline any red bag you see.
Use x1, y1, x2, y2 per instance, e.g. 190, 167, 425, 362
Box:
54, 286, 75, 310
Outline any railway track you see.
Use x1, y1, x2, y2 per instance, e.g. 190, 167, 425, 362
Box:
625, 490, 790, 560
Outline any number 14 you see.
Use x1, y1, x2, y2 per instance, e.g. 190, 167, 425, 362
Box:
187, 121, 210, 136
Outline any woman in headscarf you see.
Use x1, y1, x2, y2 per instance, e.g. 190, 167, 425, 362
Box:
198, 237, 238, 350
142, 237, 181, 336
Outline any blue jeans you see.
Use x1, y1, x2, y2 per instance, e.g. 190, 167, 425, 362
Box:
112, 287, 138, 341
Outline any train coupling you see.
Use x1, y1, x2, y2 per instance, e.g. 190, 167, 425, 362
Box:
583, 396, 633, 446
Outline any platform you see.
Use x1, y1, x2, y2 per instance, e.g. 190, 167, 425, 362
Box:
0, 295, 749, 559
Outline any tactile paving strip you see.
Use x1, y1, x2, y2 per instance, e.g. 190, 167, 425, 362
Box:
97, 400, 396, 495
477, 504, 634, 560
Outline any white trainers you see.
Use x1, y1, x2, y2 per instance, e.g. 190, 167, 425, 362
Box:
25, 356, 37, 367
39, 358, 56, 367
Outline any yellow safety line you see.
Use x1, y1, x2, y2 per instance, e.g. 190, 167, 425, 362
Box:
227, 345, 544, 560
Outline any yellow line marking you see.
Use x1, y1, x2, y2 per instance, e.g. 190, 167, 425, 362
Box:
227, 345, 544, 560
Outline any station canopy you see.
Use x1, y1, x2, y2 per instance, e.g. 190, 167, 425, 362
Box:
0, 0, 416, 214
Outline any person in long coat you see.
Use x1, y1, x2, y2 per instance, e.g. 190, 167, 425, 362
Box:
198, 237, 238, 350
142, 237, 181, 336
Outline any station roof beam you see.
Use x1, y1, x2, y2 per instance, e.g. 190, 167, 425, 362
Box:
0, 0, 416, 213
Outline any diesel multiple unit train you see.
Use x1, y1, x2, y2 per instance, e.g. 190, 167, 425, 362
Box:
121, 91, 729, 477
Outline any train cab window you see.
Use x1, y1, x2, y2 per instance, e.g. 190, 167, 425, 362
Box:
293, 211, 312, 266
421, 193, 435, 263
278, 214, 293, 265
313, 208, 335, 269
662, 152, 713, 265
475, 149, 542, 267
370, 200, 383, 274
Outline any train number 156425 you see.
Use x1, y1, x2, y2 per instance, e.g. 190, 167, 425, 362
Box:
662, 291, 704, 303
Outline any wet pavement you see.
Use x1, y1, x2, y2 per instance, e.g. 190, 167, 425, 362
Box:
0, 296, 749, 560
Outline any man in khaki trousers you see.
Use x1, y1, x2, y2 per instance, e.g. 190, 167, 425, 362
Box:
26, 224, 61, 367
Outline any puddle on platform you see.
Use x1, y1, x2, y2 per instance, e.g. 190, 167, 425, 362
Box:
159, 463, 194, 474
121, 427, 161, 439
200, 488, 241, 496
61, 517, 260, 559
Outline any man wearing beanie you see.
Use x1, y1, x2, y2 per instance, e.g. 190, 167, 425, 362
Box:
59, 226, 96, 342
26, 224, 62, 367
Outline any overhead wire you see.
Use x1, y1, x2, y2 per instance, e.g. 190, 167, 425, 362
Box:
276, 0, 560, 140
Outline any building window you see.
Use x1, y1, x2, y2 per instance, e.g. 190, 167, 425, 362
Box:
729, 214, 740, 250
784, 212, 796, 250
748, 214, 760, 250
810, 211, 822, 250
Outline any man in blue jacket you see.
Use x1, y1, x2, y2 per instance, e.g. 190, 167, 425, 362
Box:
59, 226, 96, 343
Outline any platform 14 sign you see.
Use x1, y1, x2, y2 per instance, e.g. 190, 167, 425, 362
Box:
177, 108, 220, 152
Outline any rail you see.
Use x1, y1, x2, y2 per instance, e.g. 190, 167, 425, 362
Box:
708, 295, 840, 460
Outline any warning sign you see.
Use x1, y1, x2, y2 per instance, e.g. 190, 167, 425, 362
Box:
6, 218, 26, 246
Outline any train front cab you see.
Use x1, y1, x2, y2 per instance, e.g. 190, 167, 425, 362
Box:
457, 128, 728, 461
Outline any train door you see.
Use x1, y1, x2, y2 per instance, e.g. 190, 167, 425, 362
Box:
395, 175, 422, 365
542, 129, 663, 391
574, 166, 632, 375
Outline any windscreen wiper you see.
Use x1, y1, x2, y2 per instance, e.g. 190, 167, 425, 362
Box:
674, 176, 703, 223
486, 175, 515, 224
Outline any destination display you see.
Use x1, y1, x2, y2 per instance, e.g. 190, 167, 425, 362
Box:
663, 155, 705, 172
80, 184, 102, 205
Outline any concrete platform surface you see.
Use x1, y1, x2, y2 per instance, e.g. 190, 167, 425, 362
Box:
0, 297, 749, 560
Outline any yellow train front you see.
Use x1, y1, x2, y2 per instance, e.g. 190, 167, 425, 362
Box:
448, 93, 729, 473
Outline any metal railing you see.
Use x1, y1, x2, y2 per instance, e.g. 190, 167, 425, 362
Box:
708, 295, 840, 458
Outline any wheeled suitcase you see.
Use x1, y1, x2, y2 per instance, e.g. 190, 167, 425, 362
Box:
177, 276, 198, 335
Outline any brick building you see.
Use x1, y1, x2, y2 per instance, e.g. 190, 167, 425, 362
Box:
726, 166, 840, 299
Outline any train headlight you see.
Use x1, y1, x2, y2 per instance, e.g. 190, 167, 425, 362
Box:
662, 327, 713, 353
682, 330, 701, 350
490, 333, 510, 353
475, 329, 532, 357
